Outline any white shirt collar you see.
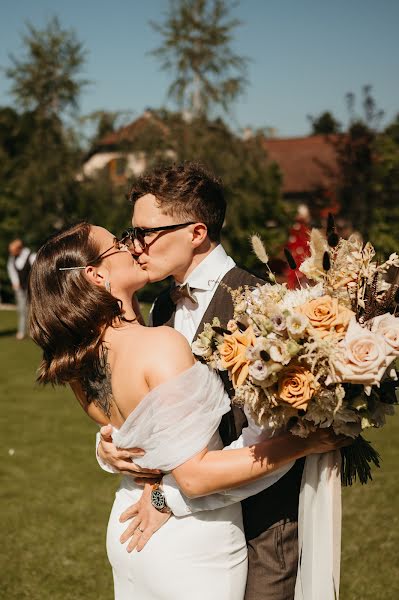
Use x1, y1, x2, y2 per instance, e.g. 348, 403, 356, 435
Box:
178, 245, 232, 292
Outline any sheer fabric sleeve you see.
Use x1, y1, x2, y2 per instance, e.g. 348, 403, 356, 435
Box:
162, 405, 294, 516
162, 462, 293, 516
111, 362, 230, 472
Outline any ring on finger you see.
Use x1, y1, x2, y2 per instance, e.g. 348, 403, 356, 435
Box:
137, 526, 144, 533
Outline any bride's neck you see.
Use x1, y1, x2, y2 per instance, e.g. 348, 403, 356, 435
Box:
116, 291, 138, 322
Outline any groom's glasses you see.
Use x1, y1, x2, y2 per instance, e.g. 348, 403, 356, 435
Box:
120, 222, 196, 251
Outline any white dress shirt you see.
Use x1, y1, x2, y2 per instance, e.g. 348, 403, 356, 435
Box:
172, 244, 236, 343
96, 244, 294, 514
7, 248, 36, 287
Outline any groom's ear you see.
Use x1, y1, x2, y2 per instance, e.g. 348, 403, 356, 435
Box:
191, 222, 208, 248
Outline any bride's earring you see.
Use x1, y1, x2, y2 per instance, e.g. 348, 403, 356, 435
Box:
105, 280, 111, 292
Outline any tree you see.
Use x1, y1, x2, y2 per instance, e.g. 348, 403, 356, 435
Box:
0, 107, 38, 300
150, 0, 248, 117
384, 113, 399, 145
368, 127, 399, 254
335, 119, 375, 237
3, 17, 88, 244
345, 85, 384, 131
308, 111, 341, 135
6, 16, 88, 120
334, 87, 399, 254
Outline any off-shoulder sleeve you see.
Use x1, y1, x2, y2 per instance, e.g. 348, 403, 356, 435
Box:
111, 362, 230, 472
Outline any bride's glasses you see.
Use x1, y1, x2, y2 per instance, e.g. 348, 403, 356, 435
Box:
119, 222, 196, 251
58, 237, 128, 271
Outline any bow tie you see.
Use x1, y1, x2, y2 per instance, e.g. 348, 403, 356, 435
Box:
170, 282, 198, 305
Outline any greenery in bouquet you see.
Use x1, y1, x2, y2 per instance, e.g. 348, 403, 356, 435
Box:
192, 216, 399, 485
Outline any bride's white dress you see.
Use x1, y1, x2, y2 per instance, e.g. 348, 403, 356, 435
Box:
106, 362, 248, 600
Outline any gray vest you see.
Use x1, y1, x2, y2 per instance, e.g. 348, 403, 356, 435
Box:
152, 266, 304, 540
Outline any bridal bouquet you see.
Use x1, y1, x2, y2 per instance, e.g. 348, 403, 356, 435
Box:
193, 216, 399, 485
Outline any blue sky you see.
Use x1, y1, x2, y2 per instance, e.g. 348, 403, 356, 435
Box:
0, 0, 398, 137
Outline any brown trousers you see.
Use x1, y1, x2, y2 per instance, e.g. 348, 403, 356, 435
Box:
245, 520, 298, 600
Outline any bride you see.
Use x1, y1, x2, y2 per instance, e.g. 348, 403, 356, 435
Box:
29, 222, 346, 600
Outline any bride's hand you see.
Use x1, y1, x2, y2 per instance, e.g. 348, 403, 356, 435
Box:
98, 425, 161, 478
305, 428, 352, 455
119, 484, 171, 552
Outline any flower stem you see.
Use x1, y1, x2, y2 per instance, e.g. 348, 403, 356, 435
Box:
340, 435, 381, 486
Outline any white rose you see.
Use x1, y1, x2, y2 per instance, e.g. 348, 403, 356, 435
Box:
191, 339, 212, 359
269, 339, 291, 365
369, 313, 399, 356
286, 313, 309, 338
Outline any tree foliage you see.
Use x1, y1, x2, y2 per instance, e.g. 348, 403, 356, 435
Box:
334, 87, 399, 255
150, 0, 248, 117
3, 16, 88, 236
0, 18, 89, 299
308, 111, 341, 135
6, 16, 88, 119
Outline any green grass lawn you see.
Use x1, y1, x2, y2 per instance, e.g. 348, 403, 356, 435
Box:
1, 309, 398, 599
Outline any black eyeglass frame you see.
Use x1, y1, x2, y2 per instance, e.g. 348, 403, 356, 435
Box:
58, 237, 126, 271
87, 237, 129, 267
120, 222, 197, 248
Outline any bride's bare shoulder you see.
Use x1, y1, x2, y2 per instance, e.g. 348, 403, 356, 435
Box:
145, 324, 188, 343
107, 324, 195, 392
143, 326, 195, 384
144, 326, 193, 357
109, 324, 192, 361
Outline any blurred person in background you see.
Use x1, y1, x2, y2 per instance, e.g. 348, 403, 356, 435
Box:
7, 238, 36, 340
285, 204, 311, 289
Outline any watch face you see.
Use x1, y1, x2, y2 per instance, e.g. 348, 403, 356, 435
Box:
151, 489, 166, 510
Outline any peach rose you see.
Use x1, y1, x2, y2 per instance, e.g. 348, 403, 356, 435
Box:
277, 365, 319, 410
332, 318, 395, 391
298, 295, 354, 338
370, 313, 399, 356
219, 326, 255, 388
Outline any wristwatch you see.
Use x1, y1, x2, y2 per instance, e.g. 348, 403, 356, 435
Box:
151, 483, 171, 513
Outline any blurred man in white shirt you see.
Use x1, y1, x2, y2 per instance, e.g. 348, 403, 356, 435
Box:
7, 239, 36, 339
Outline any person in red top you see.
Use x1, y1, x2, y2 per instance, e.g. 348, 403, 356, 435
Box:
286, 204, 311, 289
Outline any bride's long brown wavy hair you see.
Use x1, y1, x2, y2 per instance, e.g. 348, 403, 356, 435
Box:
29, 222, 124, 387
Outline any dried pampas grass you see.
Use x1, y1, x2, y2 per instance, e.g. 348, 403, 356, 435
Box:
251, 234, 269, 265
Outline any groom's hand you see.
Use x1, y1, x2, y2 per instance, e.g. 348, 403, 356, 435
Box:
98, 425, 161, 478
119, 484, 171, 552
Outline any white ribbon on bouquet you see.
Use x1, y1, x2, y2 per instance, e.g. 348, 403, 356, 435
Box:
294, 450, 342, 600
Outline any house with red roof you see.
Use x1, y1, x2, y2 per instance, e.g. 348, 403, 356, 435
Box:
82, 112, 341, 206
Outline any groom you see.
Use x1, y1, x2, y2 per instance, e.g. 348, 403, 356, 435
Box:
98, 162, 304, 600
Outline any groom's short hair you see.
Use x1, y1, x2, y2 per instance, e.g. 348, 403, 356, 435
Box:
129, 162, 226, 241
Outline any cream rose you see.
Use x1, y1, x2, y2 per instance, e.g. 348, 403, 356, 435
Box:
298, 295, 354, 338
332, 318, 395, 391
191, 337, 213, 359
269, 338, 291, 365
369, 313, 399, 356
219, 326, 255, 388
277, 365, 319, 410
